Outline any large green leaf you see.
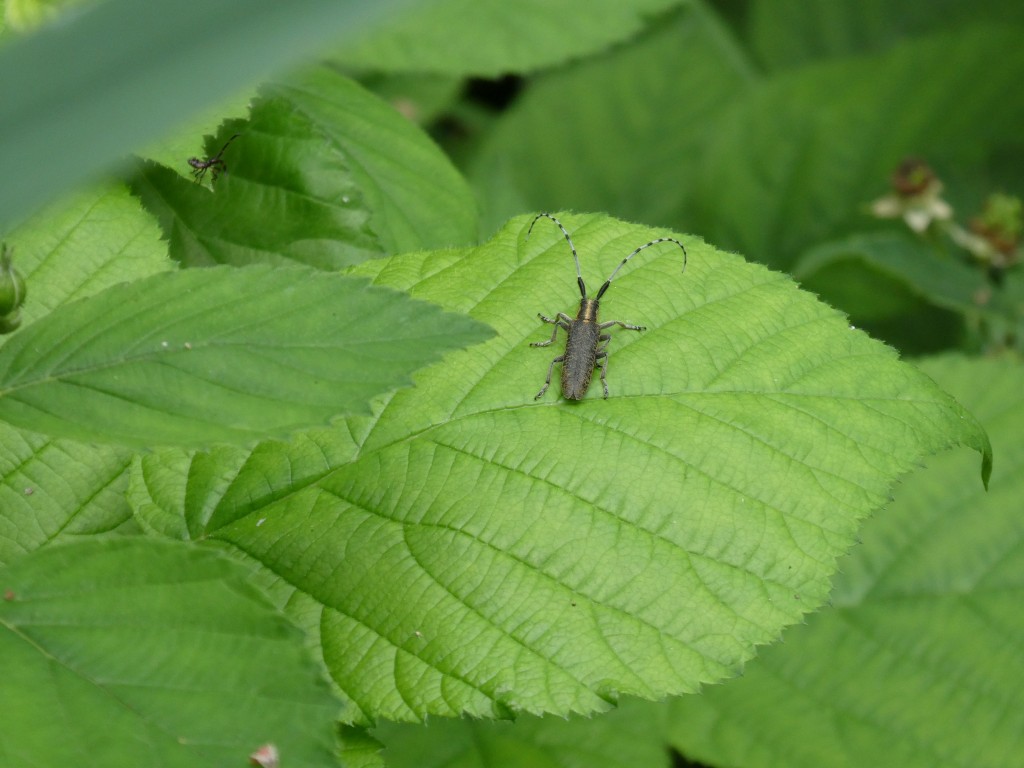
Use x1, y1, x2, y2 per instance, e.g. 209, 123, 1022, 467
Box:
131, 68, 477, 269
0, 538, 342, 768
664, 355, 1024, 768
0, 0, 422, 231
129, 213, 989, 724
470, 3, 752, 234
0, 265, 493, 446
333, 0, 689, 77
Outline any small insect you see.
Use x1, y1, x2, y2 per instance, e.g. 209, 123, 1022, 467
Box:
528, 213, 686, 400
187, 133, 240, 183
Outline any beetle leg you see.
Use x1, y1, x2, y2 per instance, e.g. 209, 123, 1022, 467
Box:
538, 312, 573, 325
595, 351, 610, 398
599, 319, 645, 332
531, 313, 572, 347
535, 355, 565, 399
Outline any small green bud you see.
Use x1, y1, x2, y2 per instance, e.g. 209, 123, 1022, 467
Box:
0, 244, 27, 333
0, 310, 21, 334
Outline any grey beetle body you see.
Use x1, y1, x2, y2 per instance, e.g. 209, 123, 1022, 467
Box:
528, 214, 687, 401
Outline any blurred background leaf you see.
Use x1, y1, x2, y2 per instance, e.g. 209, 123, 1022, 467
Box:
374, 697, 670, 768
746, 0, 1024, 69
332, 0, 689, 77
792, 232, 995, 353
688, 24, 1024, 269
461, 4, 1024, 271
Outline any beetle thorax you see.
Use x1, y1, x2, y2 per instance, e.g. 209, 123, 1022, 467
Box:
577, 297, 600, 322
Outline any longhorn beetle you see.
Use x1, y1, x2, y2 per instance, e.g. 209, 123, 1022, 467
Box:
188, 134, 240, 183
528, 213, 687, 401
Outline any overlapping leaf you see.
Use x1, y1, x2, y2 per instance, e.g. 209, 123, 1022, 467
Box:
269, 67, 478, 254
664, 355, 1024, 768
794, 232, 1024, 353
0, 539, 342, 768
132, 99, 380, 270
0, 422, 134, 566
5, 183, 173, 321
0, 265, 493, 446
130, 213, 989, 724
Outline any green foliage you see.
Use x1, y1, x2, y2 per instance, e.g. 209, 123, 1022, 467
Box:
0, 538, 342, 767
687, 25, 1024, 268
8, 184, 172, 322
473, 9, 1024, 269
0, 1, 1018, 766
794, 232, 986, 320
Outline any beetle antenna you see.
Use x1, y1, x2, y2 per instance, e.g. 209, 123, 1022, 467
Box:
527, 213, 587, 298
594, 237, 687, 300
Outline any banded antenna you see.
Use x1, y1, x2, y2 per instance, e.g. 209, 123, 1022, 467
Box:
527, 213, 687, 301
527, 212, 587, 298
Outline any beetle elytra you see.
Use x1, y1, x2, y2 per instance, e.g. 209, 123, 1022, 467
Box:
528, 213, 686, 401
